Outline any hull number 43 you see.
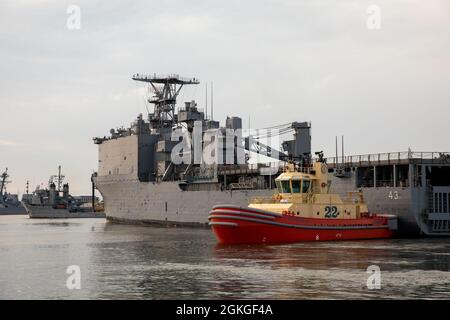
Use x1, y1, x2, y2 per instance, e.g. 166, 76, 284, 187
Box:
388, 191, 399, 200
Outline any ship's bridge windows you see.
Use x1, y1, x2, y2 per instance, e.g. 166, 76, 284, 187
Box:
302, 179, 311, 193
281, 180, 291, 193
292, 180, 301, 193
275, 181, 282, 193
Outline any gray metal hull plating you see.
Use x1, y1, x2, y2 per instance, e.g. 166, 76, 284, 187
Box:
328, 176, 419, 235
0, 205, 27, 215
96, 173, 445, 237
96, 175, 272, 226
95, 175, 422, 235
24, 203, 106, 219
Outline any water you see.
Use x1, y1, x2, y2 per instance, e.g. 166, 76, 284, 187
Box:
1, 215, 450, 299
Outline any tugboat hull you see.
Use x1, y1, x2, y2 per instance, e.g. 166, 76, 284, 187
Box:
209, 205, 395, 244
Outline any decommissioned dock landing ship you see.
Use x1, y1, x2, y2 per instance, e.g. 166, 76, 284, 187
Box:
93, 73, 450, 237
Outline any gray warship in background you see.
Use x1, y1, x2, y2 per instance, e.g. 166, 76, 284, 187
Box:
93, 73, 450, 236
23, 166, 105, 218
0, 168, 27, 215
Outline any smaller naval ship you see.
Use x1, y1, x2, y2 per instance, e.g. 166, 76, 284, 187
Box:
0, 168, 27, 215
23, 166, 105, 219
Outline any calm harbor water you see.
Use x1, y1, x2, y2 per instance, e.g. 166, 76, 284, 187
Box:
0, 215, 450, 299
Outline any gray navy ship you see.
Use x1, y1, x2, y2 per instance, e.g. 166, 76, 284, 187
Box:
24, 166, 105, 218
93, 73, 450, 237
0, 168, 27, 215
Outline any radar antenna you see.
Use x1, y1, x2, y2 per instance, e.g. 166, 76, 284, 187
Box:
132, 73, 199, 128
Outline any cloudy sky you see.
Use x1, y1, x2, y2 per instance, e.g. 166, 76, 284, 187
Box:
0, 0, 449, 195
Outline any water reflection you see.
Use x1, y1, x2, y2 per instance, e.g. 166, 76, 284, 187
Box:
0, 216, 449, 299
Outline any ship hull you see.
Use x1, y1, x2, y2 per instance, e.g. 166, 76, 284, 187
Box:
95, 175, 419, 234
24, 203, 105, 219
0, 206, 27, 215
209, 205, 394, 244
95, 175, 273, 226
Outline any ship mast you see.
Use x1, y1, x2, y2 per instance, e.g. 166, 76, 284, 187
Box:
49, 166, 65, 192
57, 165, 62, 192
0, 168, 10, 202
0, 168, 9, 194
132, 74, 200, 128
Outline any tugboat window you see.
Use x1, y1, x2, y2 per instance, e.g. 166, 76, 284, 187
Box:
302, 180, 311, 193
292, 180, 301, 193
275, 181, 282, 193
281, 180, 291, 193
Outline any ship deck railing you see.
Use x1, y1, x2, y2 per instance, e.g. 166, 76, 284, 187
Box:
326, 151, 450, 169
132, 73, 200, 84
178, 106, 205, 113
229, 182, 258, 190
218, 162, 282, 176
356, 179, 410, 188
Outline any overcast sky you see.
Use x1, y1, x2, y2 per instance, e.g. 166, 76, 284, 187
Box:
0, 0, 449, 195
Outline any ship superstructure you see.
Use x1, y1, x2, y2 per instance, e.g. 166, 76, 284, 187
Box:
0, 168, 27, 215
93, 74, 311, 226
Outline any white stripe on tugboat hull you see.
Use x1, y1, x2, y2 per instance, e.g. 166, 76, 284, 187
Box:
212, 205, 281, 217
209, 221, 239, 227
209, 209, 277, 220
208, 214, 390, 230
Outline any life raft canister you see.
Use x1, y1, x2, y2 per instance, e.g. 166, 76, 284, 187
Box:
282, 210, 295, 216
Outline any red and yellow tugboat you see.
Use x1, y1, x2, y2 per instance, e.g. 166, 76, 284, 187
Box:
209, 155, 397, 244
